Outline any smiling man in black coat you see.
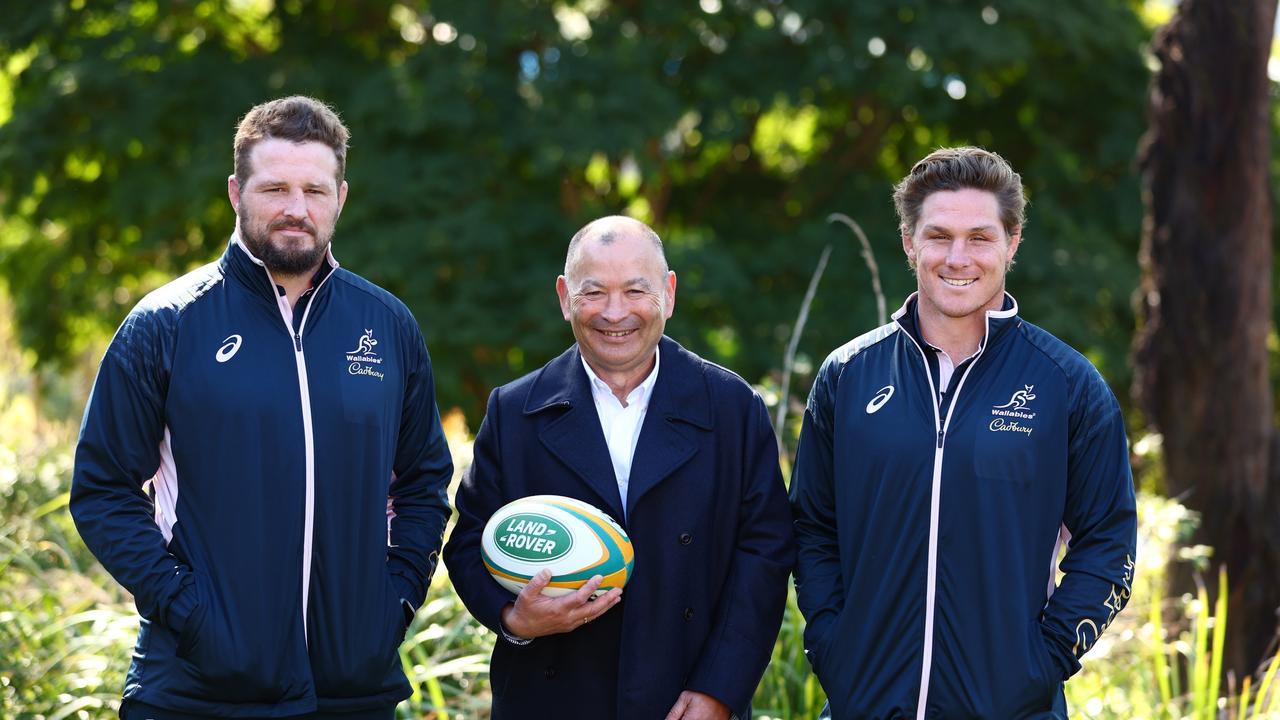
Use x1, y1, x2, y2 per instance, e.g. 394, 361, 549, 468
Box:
445, 216, 794, 720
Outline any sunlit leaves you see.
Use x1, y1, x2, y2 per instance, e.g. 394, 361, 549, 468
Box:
0, 0, 1152, 420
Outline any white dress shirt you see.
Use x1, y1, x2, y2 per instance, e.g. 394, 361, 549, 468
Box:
580, 349, 660, 515
499, 350, 662, 646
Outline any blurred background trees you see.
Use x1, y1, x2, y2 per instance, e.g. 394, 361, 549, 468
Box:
1135, 0, 1280, 678
0, 0, 1148, 419
4, 0, 1280, 716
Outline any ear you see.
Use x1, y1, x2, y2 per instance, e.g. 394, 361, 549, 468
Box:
556, 275, 572, 321
336, 180, 349, 217
228, 174, 241, 210
1006, 224, 1022, 261
901, 230, 915, 268
663, 271, 677, 319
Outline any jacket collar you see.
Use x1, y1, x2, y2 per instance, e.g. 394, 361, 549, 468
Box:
891, 291, 1020, 354
523, 336, 712, 522
524, 336, 711, 427
219, 232, 340, 303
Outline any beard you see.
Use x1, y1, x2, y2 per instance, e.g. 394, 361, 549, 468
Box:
238, 203, 333, 276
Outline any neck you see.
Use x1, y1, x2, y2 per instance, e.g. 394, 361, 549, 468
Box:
915, 292, 1005, 361
271, 270, 317, 307
588, 353, 656, 406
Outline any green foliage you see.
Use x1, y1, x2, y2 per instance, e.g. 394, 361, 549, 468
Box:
0, 312, 135, 717
398, 569, 495, 719
1062, 493, 1280, 719
0, 0, 1151, 421
753, 586, 826, 719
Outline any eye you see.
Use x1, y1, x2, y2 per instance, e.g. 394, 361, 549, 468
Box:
626, 289, 646, 297
582, 290, 604, 300
305, 188, 326, 195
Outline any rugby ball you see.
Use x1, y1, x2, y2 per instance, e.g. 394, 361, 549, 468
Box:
481, 495, 634, 597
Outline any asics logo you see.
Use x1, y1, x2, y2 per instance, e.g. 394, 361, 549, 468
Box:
865, 385, 894, 414
215, 334, 242, 363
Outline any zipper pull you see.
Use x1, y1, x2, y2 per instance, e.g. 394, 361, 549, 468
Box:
294, 333, 302, 351
936, 429, 945, 448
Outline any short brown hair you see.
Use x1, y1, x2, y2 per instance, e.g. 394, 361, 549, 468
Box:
233, 96, 349, 188
892, 146, 1026, 237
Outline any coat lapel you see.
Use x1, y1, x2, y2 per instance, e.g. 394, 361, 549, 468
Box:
625, 337, 713, 517
525, 346, 627, 522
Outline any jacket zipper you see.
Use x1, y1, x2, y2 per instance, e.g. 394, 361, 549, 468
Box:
897, 318, 990, 720
265, 270, 333, 648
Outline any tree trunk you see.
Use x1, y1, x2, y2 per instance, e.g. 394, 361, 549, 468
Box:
1134, 0, 1280, 676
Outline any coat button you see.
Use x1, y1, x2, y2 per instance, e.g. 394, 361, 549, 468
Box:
683, 607, 694, 621
679, 532, 692, 545
545, 666, 557, 679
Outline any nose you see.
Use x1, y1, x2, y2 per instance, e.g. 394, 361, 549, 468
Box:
945, 237, 970, 267
282, 188, 308, 219
600, 292, 628, 323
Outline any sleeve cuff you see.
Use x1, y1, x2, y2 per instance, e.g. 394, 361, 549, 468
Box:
390, 572, 423, 610
498, 609, 533, 646
399, 598, 417, 627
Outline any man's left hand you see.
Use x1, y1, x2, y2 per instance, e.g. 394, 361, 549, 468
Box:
664, 690, 731, 720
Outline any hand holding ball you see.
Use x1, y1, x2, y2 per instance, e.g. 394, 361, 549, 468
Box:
482, 495, 634, 597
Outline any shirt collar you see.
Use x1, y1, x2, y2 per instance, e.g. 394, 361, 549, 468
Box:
229, 231, 339, 296
580, 348, 661, 408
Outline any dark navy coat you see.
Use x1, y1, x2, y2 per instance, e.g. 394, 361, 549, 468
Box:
444, 337, 794, 720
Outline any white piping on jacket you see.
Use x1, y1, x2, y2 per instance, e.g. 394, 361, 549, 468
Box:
233, 235, 339, 646
890, 292, 1018, 719
1047, 525, 1072, 600
151, 426, 179, 544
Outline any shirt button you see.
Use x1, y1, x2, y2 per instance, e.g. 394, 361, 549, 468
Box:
545, 666, 557, 679
683, 607, 694, 621
679, 532, 692, 545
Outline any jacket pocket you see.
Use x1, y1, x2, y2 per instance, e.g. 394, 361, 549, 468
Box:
176, 573, 291, 702
308, 570, 407, 697
998, 619, 1059, 717
1028, 621, 1060, 691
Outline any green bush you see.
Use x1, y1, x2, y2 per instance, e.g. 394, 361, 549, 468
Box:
0, 412, 137, 719
1062, 492, 1280, 719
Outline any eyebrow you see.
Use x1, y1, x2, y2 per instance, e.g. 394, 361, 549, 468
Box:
575, 277, 655, 291
254, 179, 332, 191
922, 224, 999, 235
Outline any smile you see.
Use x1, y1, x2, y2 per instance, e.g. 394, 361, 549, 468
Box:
941, 277, 976, 287
599, 329, 636, 338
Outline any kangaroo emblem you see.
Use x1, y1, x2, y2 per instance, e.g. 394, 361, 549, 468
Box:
994, 385, 1036, 410
348, 329, 378, 356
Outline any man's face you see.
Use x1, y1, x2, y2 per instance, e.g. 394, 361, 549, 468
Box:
228, 138, 348, 276
556, 230, 676, 379
902, 188, 1020, 323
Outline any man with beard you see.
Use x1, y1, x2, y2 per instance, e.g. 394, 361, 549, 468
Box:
445, 216, 794, 720
70, 96, 453, 719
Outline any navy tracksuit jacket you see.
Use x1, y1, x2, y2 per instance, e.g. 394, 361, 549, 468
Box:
70, 238, 452, 715
790, 293, 1137, 719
